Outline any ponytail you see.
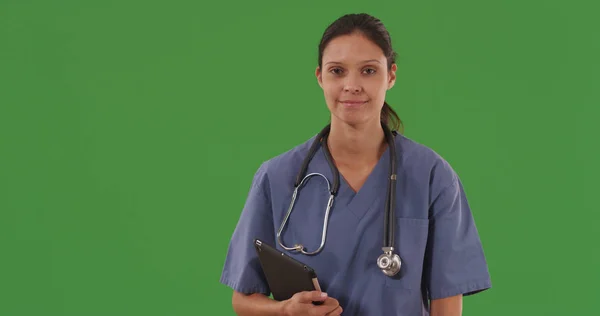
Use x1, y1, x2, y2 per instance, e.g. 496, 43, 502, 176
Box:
381, 101, 403, 133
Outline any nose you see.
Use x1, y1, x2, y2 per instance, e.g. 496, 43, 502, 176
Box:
344, 85, 361, 93
343, 75, 362, 93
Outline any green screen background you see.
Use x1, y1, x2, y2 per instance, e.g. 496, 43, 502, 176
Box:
1, 0, 598, 315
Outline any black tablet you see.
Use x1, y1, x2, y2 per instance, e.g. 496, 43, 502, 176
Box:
253, 239, 323, 303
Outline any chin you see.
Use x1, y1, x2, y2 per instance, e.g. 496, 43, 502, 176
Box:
333, 113, 373, 127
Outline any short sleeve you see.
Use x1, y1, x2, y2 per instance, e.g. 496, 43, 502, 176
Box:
219, 162, 274, 295
424, 174, 492, 300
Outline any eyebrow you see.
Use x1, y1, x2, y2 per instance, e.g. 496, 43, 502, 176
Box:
324, 59, 382, 66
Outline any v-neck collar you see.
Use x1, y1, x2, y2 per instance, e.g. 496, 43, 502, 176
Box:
342, 144, 390, 220
308, 137, 393, 222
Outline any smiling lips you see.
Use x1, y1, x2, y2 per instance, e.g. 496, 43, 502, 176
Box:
339, 100, 368, 107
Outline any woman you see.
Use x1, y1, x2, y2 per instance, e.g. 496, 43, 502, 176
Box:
219, 13, 491, 316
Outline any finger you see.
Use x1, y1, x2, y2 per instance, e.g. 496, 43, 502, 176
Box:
325, 305, 343, 315
314, 298, 340, 312
313, 303, 341, 316
295, 290, 328, 303
318, 297, 339, 310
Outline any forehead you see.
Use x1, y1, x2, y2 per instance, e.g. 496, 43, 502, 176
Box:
322, 32, 386, 65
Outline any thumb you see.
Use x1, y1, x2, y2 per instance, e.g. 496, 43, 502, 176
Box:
297, 290, 328, 303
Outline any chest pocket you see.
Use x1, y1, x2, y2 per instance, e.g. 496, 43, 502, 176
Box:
382, 217, 430, 291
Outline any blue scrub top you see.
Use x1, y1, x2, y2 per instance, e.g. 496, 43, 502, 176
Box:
220, 132, 492, 315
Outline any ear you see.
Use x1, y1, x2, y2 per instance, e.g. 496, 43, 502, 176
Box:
316, 66, 323, 88
387, 63, 397, 90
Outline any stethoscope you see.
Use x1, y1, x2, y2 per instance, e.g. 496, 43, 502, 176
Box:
276, 122, 402, 277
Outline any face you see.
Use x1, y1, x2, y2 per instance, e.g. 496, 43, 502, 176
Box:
316, 32, 397, 128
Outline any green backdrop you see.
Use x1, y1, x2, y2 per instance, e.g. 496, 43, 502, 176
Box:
1, 0, 598, 315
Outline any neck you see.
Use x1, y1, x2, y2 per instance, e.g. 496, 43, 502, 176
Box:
327, 119, 387, 166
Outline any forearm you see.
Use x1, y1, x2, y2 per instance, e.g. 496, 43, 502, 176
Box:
232, 291, 285, 316
430, 294, 463, 316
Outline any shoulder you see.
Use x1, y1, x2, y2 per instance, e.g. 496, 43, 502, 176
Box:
248, 135, 317, 190
264, 136, 317, 175
395, 133, 460, 192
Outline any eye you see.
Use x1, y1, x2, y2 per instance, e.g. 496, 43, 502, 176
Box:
363, 68, 377, 75
329, 67, 344, 75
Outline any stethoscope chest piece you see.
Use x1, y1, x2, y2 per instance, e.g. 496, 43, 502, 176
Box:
377, 247, 401, 276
